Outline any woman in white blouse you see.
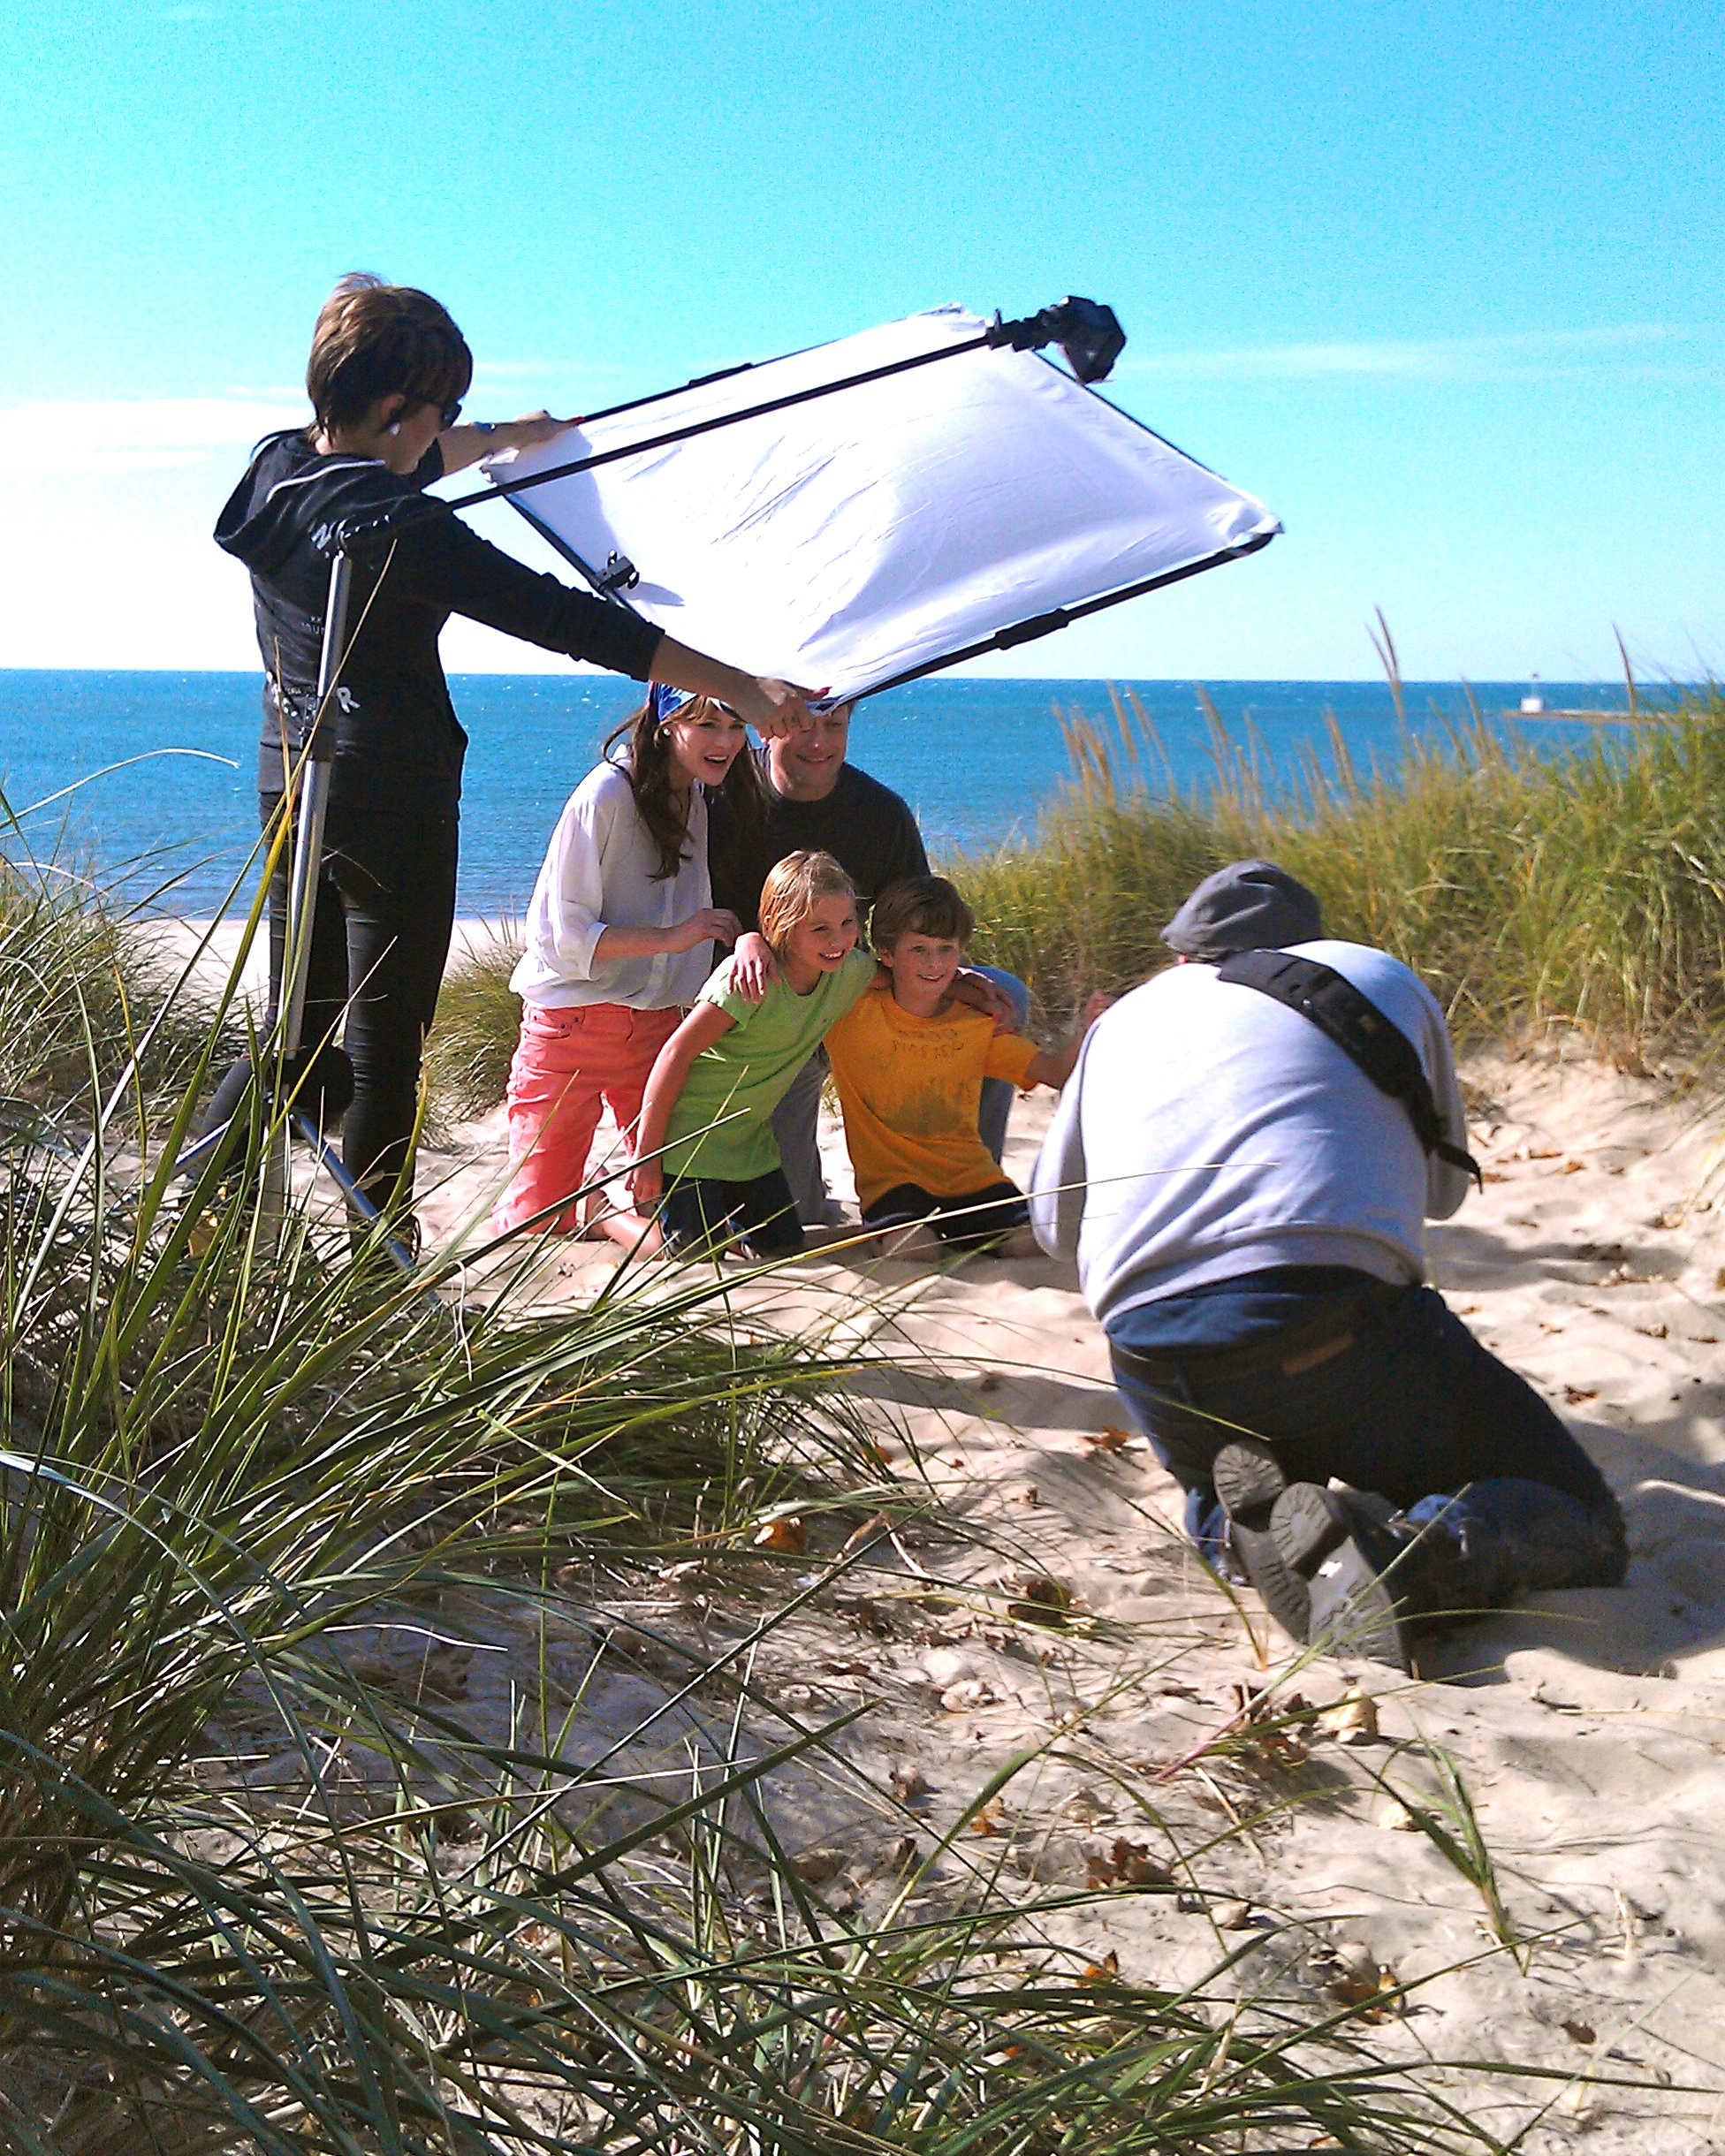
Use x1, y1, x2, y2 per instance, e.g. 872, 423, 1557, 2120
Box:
490, 686, 765, 1245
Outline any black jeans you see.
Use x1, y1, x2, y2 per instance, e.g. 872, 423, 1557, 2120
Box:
206, 794, 457, 1216
1107, 1283, 1627, 1604
659, 1168, 805, 1260
862, 1180, 1029, 1251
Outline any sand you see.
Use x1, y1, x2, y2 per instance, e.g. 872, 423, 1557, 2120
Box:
171, 920, 1725, 2142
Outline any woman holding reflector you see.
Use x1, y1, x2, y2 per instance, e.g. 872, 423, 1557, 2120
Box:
209, 273, 812, 1245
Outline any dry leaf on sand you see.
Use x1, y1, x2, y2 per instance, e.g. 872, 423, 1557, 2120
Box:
752, 1515, 808, 1554
1318, 1688, 1380, 1745
1086, 1838, 1174, 1890
1000, 1571, 1073, 1625
1325, 1941, 1403, 2019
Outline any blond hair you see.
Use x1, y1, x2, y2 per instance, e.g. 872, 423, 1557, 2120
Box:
757, 850, 855, 956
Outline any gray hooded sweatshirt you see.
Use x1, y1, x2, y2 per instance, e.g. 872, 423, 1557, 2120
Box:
1029, 941, 1471, 1325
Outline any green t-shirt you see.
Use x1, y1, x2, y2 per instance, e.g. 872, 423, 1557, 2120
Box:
664, 947, 877, 1181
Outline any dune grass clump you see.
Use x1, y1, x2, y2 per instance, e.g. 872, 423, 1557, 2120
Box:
423, 918, 529, 1125
958, 682, 1725, 1054
0, 827, 233, 1118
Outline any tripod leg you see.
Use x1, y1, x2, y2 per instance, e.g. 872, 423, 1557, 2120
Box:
263, 550, 352, 1232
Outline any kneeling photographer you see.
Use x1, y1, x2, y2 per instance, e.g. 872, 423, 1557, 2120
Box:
1031, 860, 1627, 1670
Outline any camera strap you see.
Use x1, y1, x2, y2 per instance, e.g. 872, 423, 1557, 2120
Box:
1216, 948, 1482, 1188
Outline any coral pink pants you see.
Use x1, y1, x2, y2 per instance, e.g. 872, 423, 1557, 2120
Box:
490, 1000, 683, 1235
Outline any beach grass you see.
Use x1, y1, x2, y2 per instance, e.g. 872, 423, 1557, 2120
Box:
1, 817, 238, 1117
423, 676, 1725, 1122
0, 839, 1577, 2152
957, 679, 1725, 1056
424, 916, 528, 1123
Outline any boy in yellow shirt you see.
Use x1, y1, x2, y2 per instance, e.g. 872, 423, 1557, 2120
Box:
825, 876, 1109, 1256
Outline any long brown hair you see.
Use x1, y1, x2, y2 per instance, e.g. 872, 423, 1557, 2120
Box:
603, 698, 767, 882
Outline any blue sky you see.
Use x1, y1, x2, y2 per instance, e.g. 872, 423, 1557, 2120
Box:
1, 0, 1718, 680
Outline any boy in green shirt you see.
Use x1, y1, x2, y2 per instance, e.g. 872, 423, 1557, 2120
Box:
631, 851, 876, 1257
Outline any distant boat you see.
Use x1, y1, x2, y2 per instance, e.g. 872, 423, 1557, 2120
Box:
1520, 694, 1546, 713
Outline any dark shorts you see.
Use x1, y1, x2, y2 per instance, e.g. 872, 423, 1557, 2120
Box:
862, 1180, 1029, 1252
660, 1168, 805, 1261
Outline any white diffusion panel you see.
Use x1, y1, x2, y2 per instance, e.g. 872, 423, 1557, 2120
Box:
487, 307, 1279, 704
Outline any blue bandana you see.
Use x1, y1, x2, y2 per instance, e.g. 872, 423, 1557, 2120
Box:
648, 682, 698, 725
649, 682, 738, 725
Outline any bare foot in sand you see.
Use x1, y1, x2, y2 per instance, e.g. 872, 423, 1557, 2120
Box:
581, 1191, 664, 1256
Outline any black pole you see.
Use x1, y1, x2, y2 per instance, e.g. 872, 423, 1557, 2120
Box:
851, 531, 1279, 701
441, 328, 996, 517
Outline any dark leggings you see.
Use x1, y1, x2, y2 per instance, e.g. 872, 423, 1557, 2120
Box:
205, 794, 457, 1216
862, 1180, 1029, 1251
1108, 1284, 1628, 1597
659, 1168, 805, 1260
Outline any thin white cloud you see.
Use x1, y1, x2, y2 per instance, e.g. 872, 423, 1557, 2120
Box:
470, 360, 557, 383
1115, 323, 1709, 386
0, 398, 304, 477
467, 355, 639, 408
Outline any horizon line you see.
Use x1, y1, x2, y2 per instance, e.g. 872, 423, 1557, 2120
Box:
0, 664, 1702, 687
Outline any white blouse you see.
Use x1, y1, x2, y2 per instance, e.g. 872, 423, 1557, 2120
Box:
509, 758, 715, 1010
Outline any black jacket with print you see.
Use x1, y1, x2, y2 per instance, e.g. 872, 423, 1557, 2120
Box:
216, 431, 662, 813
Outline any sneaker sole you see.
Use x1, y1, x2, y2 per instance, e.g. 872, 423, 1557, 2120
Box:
1271, 1484, 1410, 1672
1212, 1441, 1311, 1644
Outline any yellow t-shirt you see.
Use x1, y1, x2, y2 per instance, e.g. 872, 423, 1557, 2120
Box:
825, 981, 1039, 1209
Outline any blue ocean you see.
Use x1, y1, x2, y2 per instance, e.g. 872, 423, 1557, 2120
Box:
0, 671, 1653, 918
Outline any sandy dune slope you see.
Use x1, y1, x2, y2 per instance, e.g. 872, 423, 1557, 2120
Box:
169, 918, 1725, 2144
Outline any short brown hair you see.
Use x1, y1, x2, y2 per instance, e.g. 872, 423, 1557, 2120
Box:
757, 851, 855, 956
870, 875, 975, 952
306, 273, 474, 434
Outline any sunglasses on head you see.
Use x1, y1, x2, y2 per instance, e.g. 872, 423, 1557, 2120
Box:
437, 398, 463, 429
